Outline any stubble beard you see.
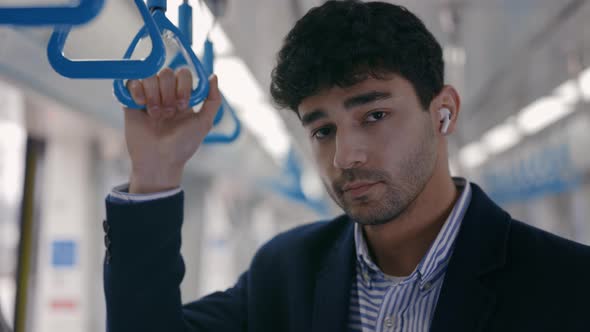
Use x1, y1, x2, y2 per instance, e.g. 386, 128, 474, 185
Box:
326, 117, 438, 226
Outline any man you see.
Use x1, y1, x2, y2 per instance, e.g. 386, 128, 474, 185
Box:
103, 1, 590, 331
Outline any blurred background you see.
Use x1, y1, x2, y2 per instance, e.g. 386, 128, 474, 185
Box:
0, 0, 589, 331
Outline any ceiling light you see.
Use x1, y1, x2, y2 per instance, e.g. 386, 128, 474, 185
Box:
517, 96, 574, 135
553, 79, 580, 105
215, 56, 265, 103
239, 102, 291, 162
481, 121, 521, 154
459, 142, 488, 169
579, 67, 590, 101
214, 57, 290, 161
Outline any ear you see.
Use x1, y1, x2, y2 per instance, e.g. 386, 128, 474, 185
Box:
428, 85, 461, 136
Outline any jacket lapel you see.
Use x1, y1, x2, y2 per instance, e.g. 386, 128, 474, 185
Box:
311, 218, 356, 332
430, 183, 511, 332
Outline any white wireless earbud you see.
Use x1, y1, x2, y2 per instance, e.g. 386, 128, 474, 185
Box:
438, 108, 451, 135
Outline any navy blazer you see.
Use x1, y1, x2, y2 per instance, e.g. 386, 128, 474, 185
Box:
104, 183, 590, 331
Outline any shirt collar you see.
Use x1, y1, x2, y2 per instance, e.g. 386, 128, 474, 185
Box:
354, 177, 473, 285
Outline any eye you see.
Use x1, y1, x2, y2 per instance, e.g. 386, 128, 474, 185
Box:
365, 111, 388, 123
312, 126, 334, 140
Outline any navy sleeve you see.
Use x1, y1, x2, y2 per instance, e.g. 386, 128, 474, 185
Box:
103, 192, 247, 332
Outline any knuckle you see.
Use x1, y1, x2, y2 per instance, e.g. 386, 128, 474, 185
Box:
146, 94, 158, 105
176, 67, 190, 76
127, 79, 139, 89
159, 68, 174, 80
178, 69, 192, 83
144, 74, 157, 83
142, 77, 156, 90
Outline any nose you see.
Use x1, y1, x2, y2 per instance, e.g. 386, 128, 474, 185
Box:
333, 131, 367, 169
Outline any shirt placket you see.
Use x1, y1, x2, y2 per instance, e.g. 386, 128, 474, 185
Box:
380, 278, 419, 331
375, 284, 395, 331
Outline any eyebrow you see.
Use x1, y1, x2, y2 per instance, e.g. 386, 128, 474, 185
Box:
343, 91, 392, 109
301, 110, 327, 127
300, 90, 392, 127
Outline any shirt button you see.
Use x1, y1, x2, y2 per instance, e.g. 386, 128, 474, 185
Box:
422, 281, 432, 291
385, 315, 394, 328
362, 272, 371, 288
104, 235, 111, 249
103, 219, 110, 233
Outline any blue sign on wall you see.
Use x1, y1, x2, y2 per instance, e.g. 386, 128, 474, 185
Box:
481, 142, 582, 204
51, 240, 77, 268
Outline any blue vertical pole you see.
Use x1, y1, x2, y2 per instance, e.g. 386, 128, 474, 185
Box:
178, 0, 193, 46
202, 39, 214, 75
147, 0, 167, 11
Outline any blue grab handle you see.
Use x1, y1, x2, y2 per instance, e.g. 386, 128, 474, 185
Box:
0, 0, 104, 26
203, 96, 241, 144
264, 148, 330, 215
113, 9, 209, 110
47, 0, 165, 79
158, 49, 223, 126
201, 38, 239, 142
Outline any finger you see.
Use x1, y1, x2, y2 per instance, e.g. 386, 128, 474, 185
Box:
176, 68, 192, 111
195, 75, 222, 129
126, 80, 146, 107
142, 75, 162, 118
158, 68, 176, 117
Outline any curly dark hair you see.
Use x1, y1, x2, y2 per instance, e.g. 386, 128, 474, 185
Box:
270, 0, 444, 114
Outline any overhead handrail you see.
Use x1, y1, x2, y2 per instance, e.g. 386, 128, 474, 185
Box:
47, 0, 166, 80
0, 0, 104, 26
10, 0, 238, 143
113, 0, 209, 110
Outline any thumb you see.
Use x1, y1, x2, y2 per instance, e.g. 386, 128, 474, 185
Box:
194, 75, 222, 128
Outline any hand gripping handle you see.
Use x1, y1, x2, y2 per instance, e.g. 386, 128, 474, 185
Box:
113, 9, 209, 110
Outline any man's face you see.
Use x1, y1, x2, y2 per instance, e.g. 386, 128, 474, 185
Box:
299, 74, 439, 225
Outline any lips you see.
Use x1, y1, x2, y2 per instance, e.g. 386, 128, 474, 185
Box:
342, 182, 378, 198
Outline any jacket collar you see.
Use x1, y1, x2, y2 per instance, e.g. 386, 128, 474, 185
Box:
354, 178, 472, 288
430, 182, 511, 332
311, 216, 356, 332
309, 183, 511, 332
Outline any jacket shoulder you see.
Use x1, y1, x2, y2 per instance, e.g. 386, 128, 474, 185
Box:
508, 218, 590, 271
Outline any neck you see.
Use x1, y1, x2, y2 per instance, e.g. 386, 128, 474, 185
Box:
362, 164, 459, 277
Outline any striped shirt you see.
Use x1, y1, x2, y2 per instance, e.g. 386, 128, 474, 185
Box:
348, 178, 472, 332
